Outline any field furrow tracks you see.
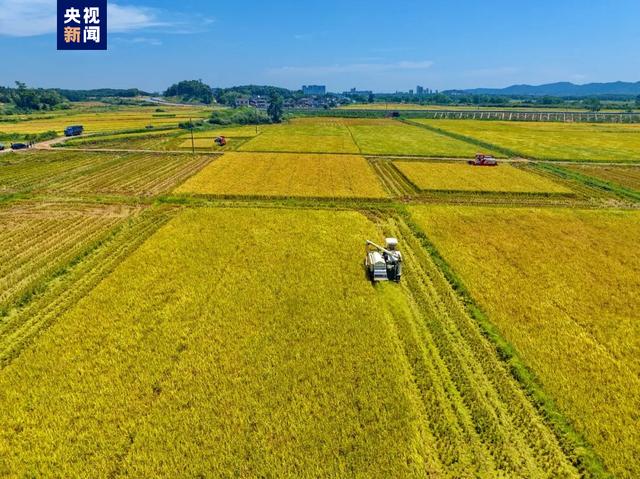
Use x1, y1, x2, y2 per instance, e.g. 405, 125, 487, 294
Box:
378, 216, 585, 477
0, 206, 177, 369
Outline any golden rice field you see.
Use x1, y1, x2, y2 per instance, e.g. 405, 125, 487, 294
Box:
2, 106, 639, 478
417, 119, 640, 162
0, 207, 581, 477
0, 202, 135, 314
0, 151, 212, 197
408, 205, 640, 478
394, 161, 572, 193
563, 164, 640, 191
344, 118, 499, 157
0, 106, 211, 135
175, 152, 387, 198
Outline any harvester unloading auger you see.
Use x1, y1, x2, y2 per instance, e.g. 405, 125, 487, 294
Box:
365, 238, 403, 282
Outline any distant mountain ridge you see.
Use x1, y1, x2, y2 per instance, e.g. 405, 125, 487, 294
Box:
456, 81, 640, 97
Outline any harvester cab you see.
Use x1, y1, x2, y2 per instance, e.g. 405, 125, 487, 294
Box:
365, 238, 403, 283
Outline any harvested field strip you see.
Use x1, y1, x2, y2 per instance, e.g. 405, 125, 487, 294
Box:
368, 158, 418, 196
388, 218, 582, 477
175, 152, 388, 199
534, 163, 640, 201
0, 202, 136, 313
560, 164, 640, 199
394, 161, 572, 194
0, 151, 214, 197
408, 206, 640, 478
0, 205, 176, 369
61, 132, 183, 151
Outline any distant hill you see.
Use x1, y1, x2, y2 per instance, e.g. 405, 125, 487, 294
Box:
456, 81, 640, 97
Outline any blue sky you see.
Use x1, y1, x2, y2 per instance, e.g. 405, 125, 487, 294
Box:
0, 0, 639, 92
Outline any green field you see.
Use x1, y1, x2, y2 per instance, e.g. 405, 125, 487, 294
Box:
415, 119, 640, 162
394, 161, 571, 193
238, 118, 360, 153
409, 205, 640, 478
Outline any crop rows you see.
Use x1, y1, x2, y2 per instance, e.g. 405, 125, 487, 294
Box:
0, 205, 176, 369
415, 119, 640, 162
563, 164, 640, 191
0, 207, 586, 477
0, 202, 136, 314
408, 205, 640, 478
394, 160, 572, 194
176, 152, 388, 199
1, 151, 214, 197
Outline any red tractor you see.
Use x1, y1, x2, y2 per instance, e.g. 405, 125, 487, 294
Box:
468, 153, 498, 166
215, 136, 227, 147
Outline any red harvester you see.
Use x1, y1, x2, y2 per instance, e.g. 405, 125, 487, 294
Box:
468, 153, 498, 166
215, 136, 227, 146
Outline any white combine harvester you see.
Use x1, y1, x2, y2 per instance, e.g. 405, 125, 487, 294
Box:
365, 238, 403, 283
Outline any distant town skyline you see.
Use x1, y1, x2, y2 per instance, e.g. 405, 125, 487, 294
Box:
1, 0, 639, 92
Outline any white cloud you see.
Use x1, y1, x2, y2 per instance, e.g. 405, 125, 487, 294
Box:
0, 0, 195, 37
268, 60, 434, 76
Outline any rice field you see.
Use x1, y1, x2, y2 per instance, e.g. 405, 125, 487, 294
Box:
0, 202, 136, 314
239, 118, 361, 153
394, 161, 572, 193
175, 152, 387, 198
0, 207, 580, 478
416, 119, 640, 162
344, 119, 498, 157
562, 164, 640, 191
0, 106, 211, 135
61, 130, 182, 150
1, 107, 637, 478
408, 205, 640, 478
0, 151, 212, 197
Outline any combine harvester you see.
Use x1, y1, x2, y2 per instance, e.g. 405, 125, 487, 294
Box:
468, 153, 498, 166
365, 238, 403, 283
215, 136, 227, 147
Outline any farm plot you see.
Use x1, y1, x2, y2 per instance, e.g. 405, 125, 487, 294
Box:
562, 163, 640, 191
344, 119, 496, 157
0, 107, 211, 135
0, 201, 137, 315
238, 118, 360, 153
61, 130, 183, 151
417, 119, 640, 162
394, 161, 571, 194
0, 151, 213, 197
175, 152, 388, 199
0, 207, 579, 478
408, 205, 640, 478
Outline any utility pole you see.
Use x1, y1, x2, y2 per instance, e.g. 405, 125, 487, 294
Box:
189, 117, 195, 154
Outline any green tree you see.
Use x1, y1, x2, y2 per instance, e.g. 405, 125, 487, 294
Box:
267, 93, 284, 123
368, 93, 375, 103
636, 95, 640, 108
583, 97, 602, 112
